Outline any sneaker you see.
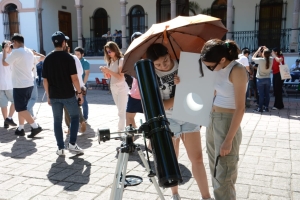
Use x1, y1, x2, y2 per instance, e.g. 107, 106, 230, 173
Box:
56, 149, 65, 156
170, 194, 181, 200
253, 108, 263, 113
68, 143, 84, 154
4, 122, 9, 129
263, 107, 269, 112
80, 122, 86, 133
15, 129, 25, 136
272, 107, 278, 110
5, 118, 17, 126
27, 125, 42, 138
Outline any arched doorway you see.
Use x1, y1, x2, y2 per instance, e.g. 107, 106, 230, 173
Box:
129, 5, 145, 37
156, 0, 189, 23
258, 0, 285, 49
3, 3, 19, 40
211, 0, 227, 27
92, 8, 108, 38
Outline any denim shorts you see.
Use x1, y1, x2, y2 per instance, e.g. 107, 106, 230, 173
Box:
0, 90, 14, 107
168, 118, 200, 139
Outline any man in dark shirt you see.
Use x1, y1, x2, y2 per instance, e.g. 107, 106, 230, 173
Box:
43, 31, 84, 156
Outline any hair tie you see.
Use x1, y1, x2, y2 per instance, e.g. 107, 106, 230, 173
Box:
224, 42, 230, 49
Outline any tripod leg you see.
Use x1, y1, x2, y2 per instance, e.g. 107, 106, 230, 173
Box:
137, 149, 165, 200
110, 151, 130, 200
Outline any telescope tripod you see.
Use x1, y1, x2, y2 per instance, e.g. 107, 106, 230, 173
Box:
110, 133, 165, 200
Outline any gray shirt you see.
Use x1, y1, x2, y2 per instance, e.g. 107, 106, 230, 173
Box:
252, 57, 273, 79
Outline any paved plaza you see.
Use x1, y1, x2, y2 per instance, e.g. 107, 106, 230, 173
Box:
0, 87, 299, 200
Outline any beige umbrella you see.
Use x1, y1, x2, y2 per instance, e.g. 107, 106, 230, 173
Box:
122, 14, 227, 77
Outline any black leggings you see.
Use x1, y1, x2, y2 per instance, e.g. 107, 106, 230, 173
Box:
272, 73, 284, 109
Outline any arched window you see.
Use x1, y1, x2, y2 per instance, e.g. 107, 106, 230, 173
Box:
129, 5, 145, 38
156, 0, 189, 23
257, 0, 285, 49
3, 3, 19, 40
91, 8, 108, 38
211, 0, 227, 27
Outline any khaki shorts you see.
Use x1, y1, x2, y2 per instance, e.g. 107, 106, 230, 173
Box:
0, 90, 14, 107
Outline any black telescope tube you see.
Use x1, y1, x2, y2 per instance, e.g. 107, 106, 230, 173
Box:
135, 59, 182, 188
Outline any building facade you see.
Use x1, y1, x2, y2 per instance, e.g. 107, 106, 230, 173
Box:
0, 0, 299, 56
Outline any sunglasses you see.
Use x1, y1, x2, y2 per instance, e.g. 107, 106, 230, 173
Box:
199, 57, 220, 73
106, 50, 112, 54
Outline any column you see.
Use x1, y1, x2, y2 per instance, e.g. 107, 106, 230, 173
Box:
170, 0, 176, 19
290, 0, 300, 52
37, 8, 45, 54
75, 0, 83, 48
226, 0, 233, 40
120, 0, 127, 52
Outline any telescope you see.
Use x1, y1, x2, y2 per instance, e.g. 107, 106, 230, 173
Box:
97, 59, 182, 200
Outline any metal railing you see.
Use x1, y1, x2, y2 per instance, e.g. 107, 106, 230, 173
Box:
82, 37, 128, 56
230, 28, 300, 53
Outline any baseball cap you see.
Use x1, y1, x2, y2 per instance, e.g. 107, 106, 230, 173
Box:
52, 31, 69, 43
131, 32, 142, 42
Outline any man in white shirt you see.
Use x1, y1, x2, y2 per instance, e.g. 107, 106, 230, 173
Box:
0, 41, 17, 128
2, 34, 42, 138
237, 49, 250, 72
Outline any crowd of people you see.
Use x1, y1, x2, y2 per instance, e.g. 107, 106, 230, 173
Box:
0, 30, 292, 200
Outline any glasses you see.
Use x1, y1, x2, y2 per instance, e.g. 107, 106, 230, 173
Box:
206, 62, 219, 71
107, 50, 112, 54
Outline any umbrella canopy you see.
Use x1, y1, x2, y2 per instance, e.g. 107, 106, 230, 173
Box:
122, 14, 227, 77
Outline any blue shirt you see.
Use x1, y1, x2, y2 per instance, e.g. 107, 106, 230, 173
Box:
80, 57, 90, 81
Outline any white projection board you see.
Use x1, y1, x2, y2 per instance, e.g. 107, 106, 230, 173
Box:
172, 52, 217, 127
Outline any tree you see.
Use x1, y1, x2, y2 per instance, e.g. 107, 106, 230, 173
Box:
189, 1, 200, 15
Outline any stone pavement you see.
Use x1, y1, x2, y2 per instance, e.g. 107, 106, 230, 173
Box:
0, 87, 299, 200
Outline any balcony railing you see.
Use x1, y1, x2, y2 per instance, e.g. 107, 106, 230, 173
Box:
80, 28, 300, 56
230, 28, 300, 53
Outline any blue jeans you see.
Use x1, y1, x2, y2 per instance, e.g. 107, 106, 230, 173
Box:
82, 92, 88, 120
37, 69, 42, 86
50, 96, 79, 149
27, 80, 38, 116
257, 78, 271, 110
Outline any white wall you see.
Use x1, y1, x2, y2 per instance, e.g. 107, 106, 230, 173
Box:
19, 12, 39, 50
19, 0, 35, 8
41, 0, 78, 54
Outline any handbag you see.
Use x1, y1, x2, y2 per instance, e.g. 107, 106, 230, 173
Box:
279, 63, 291, 80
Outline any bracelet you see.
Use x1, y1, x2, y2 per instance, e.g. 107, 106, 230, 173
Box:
77, 91, 82, 94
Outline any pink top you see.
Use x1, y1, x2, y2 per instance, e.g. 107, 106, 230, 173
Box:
129, 78, 141, 99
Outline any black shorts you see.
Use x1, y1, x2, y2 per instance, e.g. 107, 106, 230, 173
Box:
13, 86, 33, 112
126, 95, 143, 113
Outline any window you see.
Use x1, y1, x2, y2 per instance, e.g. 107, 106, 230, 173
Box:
129, 5, 146, 37
256, 0, 286, 49
156, 0, 189, 23
90, 8, 108, 38
3, 3, 19, 40
211, 0, 227, 27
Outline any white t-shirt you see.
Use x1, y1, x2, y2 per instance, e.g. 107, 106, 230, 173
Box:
31, 56, 40, 79
155, 60, 179, 117
5, 47, 34, 88
71, 55, 84, 88
236, 55, 249, 67
108, 58, 125, 85
0, 52, 13, 90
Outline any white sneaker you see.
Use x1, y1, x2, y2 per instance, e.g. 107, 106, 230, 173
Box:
170, 194, 181, 200
56, 149, 65, 156
68, 143, 84, 154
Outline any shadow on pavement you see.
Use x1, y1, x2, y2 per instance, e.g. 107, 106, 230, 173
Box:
1, 136, 37, 159
47, 156, 92, 191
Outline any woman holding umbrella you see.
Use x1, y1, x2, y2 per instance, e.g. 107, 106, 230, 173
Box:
200, 39, 248, 200
146, 43, 213, 200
